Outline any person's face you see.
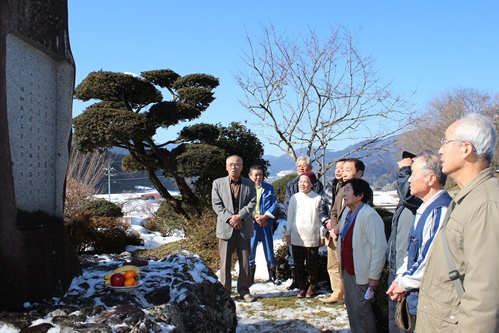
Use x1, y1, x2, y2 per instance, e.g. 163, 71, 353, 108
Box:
408, 158, 431, 199
296, 160, 312, 175
343, 183, 363, 209
249, 169, 263, 186
299, 176, 313, 193
438, 121, 465, 176
226, 157, 243, 179
335, 161, 344, 181
342, 161, 362, 182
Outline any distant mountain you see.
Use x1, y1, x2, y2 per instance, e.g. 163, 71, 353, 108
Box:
265, 135, 403, 188
104, 137, 403, 193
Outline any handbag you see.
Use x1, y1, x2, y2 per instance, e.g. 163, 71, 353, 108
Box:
395, 297, 413, 331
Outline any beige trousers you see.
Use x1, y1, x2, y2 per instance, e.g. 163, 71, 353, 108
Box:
326, 235, 344, 297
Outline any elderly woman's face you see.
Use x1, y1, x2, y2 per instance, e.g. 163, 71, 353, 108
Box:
299, 175, 313, 193
343, 183, 363, 209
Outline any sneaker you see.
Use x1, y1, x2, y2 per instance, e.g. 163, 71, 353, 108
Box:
297, 289, 307, 298
306, 288, 315, 298
242, 294, 256, 303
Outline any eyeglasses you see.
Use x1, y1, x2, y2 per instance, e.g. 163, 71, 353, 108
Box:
227, 163, 241, 168
441, 138, 477, 152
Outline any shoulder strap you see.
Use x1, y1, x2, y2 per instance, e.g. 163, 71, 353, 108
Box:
440, 201, 465, 299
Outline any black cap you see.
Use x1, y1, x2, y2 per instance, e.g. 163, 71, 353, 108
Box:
402, 151, 416, 159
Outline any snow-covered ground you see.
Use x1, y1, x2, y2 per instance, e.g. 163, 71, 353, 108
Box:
65, 189, 398, 332
89, 191, 353, 332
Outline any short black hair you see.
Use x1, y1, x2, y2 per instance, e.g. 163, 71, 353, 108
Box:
343, 178, 372, 204
249, 165, 263, 174
344, 158, 365, 174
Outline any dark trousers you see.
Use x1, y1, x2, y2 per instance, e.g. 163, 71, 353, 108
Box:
343, 270, 377, 333
292, 245, 318, 290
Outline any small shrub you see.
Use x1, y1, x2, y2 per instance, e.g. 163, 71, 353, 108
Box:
374, 206, 394, 241
83, 199, 123, 218
272, 174, 297, 204
154, 200, 187, 236
273, 236, 328, 285
91, 216, 131, 253
136, 205, 220, 271
65, 210, 131, 253
373, 265, 390, 332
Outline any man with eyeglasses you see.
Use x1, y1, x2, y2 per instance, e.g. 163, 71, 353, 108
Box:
416, 113, 499, 332
212, 155, 257, 302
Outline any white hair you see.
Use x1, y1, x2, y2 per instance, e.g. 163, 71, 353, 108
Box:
296, 156, 311, 167
453, 113, 497, 164
226, 155, 243, 164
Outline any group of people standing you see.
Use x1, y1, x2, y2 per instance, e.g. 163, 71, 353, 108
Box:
211, 112, 499, 332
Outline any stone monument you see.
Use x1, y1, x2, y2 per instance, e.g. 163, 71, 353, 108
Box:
0, 0, 81, 310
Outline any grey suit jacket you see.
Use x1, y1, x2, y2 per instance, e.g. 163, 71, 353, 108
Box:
212, 176, 256, 240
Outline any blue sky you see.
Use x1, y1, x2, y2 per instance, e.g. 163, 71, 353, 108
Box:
68, 0, 499, 156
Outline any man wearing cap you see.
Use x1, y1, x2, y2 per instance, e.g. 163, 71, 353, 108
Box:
285, 171, 322, 298
386, 151, 423, 332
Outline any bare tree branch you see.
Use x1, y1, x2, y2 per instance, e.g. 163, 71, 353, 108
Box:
235, 23, 414, 178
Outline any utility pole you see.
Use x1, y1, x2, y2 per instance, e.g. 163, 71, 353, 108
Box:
105, 163, 115, 201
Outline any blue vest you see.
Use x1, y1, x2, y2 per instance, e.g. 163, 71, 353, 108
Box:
405, 191, 452, 315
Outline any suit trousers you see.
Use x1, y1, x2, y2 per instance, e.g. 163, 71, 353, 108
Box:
219, 230, 251, 297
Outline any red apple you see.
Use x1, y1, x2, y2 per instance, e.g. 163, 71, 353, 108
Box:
110, 273, 125, 287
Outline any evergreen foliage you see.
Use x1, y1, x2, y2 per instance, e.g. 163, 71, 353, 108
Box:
73, 69, 269, 218
82, 199, 123, 218
272, 173, 297, 203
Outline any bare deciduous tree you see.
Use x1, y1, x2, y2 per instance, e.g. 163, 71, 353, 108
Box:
399, 87, 499, 168
235, 23, 413, 177
65, 146, 112, 219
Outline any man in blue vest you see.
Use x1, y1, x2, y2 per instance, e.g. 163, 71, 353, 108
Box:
386, 151, 451, 331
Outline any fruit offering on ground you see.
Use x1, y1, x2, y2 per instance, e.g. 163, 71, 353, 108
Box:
113, 265, 141, 275
110, 273, 126, 287
104, 265, 141, 286
124, 277, 137, 286
124, 270, 136, 279
104, 273, 113, 285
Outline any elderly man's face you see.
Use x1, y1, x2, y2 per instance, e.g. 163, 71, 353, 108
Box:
439, 121, 465, 176
296, 160, 312, 175
226, 157, 243, 179
408, 157, 432, 200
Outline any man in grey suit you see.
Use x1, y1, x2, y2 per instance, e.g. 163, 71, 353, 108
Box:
212, 155, 257, 302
